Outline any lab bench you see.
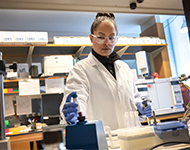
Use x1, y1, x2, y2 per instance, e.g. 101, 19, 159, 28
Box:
4, 112, 186, 150
141, 112, 184, 124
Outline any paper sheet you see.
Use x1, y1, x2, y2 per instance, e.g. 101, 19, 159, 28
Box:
45, 78, 64, 93
19, 79, 40, 96
4, 96, 14, 117
16, 96, 32, 115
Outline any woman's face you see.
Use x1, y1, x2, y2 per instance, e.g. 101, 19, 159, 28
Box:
90, 21, 117, 57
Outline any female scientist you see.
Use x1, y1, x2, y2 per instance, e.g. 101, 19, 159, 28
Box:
60, 13, 152, 130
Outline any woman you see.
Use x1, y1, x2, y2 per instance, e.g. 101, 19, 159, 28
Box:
60, 13, 152, 130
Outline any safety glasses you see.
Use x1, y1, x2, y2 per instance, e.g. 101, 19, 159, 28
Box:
91, 34, 118, 45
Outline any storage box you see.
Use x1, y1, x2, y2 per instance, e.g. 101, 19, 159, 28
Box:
117, 36, 129, 44
0, 32, 2, 44
2, 31, 14, 44
82, 36, 91, 45
117, 126, 162, 150
138, 37, 144, 44
35, 32, 48, 44
14, 32, 26, 44
25, 32, 37, 44
143, 37, 151, 44
54, 36, 70, 44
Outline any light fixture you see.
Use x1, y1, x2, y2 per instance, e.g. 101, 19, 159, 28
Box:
179, 18, 188, 33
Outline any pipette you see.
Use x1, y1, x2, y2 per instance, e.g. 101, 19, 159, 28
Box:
72, 93, 85, 122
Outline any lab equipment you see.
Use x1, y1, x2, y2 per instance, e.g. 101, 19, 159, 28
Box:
136, 102, 152, 117
43, 124, 65, 150
117, 126, 162, 150
170, 77, 184, 105
135, 78, 184, 115
62, 92, 78, 124
42, 93, 63, 125
135, 51, 149, 77
65, 97, 108, 150
43, 55, 74, 76
29, 65, 38, 78
154, 121, 189, 143
65, 120, 108, 150
5, 62, 18, 79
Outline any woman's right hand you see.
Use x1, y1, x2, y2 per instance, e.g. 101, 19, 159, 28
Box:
62, 92, 78, 124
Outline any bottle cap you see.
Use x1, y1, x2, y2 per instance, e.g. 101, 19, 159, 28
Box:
72, 93, 78, 98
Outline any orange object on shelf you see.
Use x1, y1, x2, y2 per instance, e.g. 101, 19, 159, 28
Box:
153, 72, 159, 79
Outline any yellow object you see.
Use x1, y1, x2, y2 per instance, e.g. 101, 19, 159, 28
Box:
4, 88, 7, 93
184, 84, 190, 90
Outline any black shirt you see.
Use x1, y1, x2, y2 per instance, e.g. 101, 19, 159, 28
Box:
92, 49, 120, 79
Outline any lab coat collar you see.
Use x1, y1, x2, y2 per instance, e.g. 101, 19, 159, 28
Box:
88, 52, 122, 69
91, 49, 120, 64
87, 52, 102, 67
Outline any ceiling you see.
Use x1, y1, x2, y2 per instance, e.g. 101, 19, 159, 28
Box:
0, 0, 185, 15
0, 0, 184, 41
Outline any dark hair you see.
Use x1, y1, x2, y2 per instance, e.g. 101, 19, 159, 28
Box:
90, 12, 118, 35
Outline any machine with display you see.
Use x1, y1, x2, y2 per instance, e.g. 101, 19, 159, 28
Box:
135, 77, 184, 115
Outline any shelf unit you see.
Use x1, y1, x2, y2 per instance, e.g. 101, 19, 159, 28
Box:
3, 76, 67, 95
1, 43, 167, 94
0, 43, 167, 64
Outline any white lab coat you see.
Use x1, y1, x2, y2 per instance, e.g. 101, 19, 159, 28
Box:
60, 52, 141, 130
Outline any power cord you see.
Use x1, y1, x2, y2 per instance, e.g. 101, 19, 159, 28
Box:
149, 141, 190, 150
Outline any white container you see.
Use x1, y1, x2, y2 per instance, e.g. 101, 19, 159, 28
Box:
75, 37, 83, 44
143, 37, 151, 44
25, 32, 37, 44
149, 37, 157, 44
54, 36, 70, 44
117, 36, 129, 44
0, 32, 2, 44
117, 126, 162, 150
82, 36, 91, 45
2, 31, 14, 44
160, 39, 166, 44
127, 37, 134, 44
14, 32, 26, 44
139, 37, 144, 44
36, 32, 48, 44
155, 38, 162, 44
